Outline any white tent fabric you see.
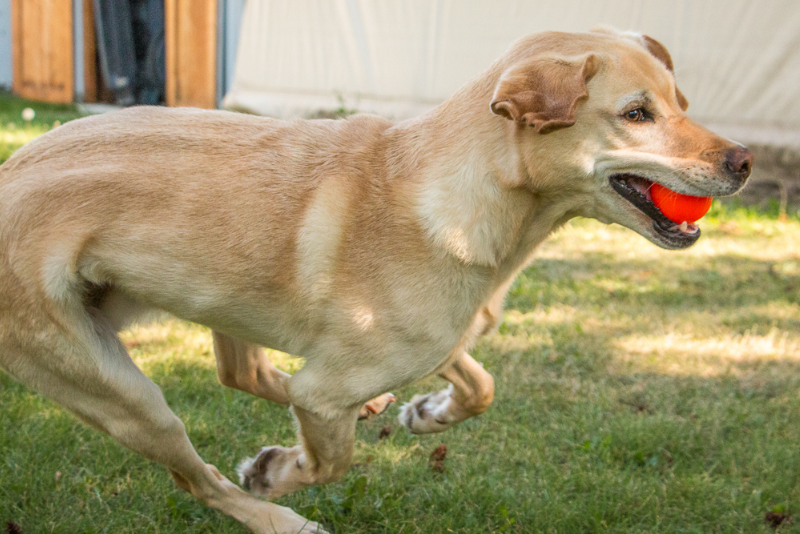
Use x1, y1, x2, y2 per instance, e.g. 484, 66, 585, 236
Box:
223, 0, 800, 145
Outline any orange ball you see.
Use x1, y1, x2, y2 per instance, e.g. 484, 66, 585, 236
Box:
650, 183, 712, 224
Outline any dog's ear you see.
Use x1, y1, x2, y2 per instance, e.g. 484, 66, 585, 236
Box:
490, 54, 599, 134
640, 35, 690, 111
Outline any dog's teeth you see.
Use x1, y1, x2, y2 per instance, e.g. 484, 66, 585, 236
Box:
679, 221, 688, 232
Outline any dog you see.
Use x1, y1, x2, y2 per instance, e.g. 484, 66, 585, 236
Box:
0, 28, 751, 533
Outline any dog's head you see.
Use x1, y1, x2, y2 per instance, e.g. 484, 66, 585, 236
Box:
490, 29, 753, 249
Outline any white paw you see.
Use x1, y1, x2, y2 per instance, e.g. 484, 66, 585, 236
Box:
398, 387, 455, 434
238, 446, 285, 497
283, 515, 328, 534
239, 445, 308, 500
247, 501, 329, 534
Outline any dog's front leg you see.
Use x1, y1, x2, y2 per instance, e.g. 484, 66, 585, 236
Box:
399, 351, 495, 434
237, 402, 360, 500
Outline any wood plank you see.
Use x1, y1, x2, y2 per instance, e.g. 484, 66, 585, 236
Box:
10, 0, 21, 96
11, 0, 74, 103
82, 0, 97, 103
165, 0, 217, 109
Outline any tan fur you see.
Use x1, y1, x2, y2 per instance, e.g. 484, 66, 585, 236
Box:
0, 29, 751, 532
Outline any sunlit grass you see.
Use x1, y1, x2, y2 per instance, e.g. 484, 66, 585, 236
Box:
0, 90, 85, 164
121, 319, 306, 376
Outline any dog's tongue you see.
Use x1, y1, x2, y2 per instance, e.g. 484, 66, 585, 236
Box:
650, 183, 712, 224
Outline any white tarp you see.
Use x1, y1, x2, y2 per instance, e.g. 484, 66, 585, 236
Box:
223, 0, 800, 145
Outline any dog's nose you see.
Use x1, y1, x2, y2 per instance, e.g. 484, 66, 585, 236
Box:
725, 146, 753, 180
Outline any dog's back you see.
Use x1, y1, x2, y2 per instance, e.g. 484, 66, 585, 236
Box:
0, 107, 396, 355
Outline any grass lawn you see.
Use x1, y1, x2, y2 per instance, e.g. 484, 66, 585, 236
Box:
1, 94, 800, 533
0, 90, 86, 165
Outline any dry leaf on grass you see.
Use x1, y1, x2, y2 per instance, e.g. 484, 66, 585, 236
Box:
765, 511, 791, 527
429, 444, 447, 473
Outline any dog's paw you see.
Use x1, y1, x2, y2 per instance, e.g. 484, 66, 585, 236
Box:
398, 388, 454, 434
238, 445, 310, 500
237, 446, 290, 498
358, 392, 397, 420
246, 500, 329, 534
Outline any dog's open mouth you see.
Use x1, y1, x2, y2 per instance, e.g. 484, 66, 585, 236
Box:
609, 174, 701, 247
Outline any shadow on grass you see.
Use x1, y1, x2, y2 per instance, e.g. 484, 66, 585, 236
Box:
508, 253, 798, 316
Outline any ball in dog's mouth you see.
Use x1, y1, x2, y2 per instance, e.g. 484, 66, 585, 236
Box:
609, 174, 707, 247
649, 182, 712, 226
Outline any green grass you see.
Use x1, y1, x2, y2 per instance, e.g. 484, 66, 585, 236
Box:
2, 93, 800, 533
0, 90, 85, 164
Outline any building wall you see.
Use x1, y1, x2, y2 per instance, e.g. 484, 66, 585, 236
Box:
0, 0, 12, 88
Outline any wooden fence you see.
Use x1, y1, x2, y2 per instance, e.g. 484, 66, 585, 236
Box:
12, 0, 218, 108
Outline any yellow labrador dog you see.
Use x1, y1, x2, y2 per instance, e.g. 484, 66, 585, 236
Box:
0, 28, 751, 533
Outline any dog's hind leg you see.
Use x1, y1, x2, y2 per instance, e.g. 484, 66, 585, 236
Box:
2, 311, 324, 534
398, 351, 495, 434
212, 331, 292, 404
213, 330, 396, 416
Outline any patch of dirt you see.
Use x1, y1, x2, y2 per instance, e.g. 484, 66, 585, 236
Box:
379, 426, 391, 439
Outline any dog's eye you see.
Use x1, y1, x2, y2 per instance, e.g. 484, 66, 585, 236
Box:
625, 108, 648, 122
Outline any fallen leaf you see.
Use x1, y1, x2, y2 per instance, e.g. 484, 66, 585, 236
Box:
429, 444, 447, 473
430, 444, 447, 462
765, 511, 790, 528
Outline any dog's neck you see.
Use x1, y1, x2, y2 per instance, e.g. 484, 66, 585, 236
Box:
391, 82, 576, 277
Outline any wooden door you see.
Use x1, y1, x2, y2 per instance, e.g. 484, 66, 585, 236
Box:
165, 0, 218, 109
11, 0, 74, 103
